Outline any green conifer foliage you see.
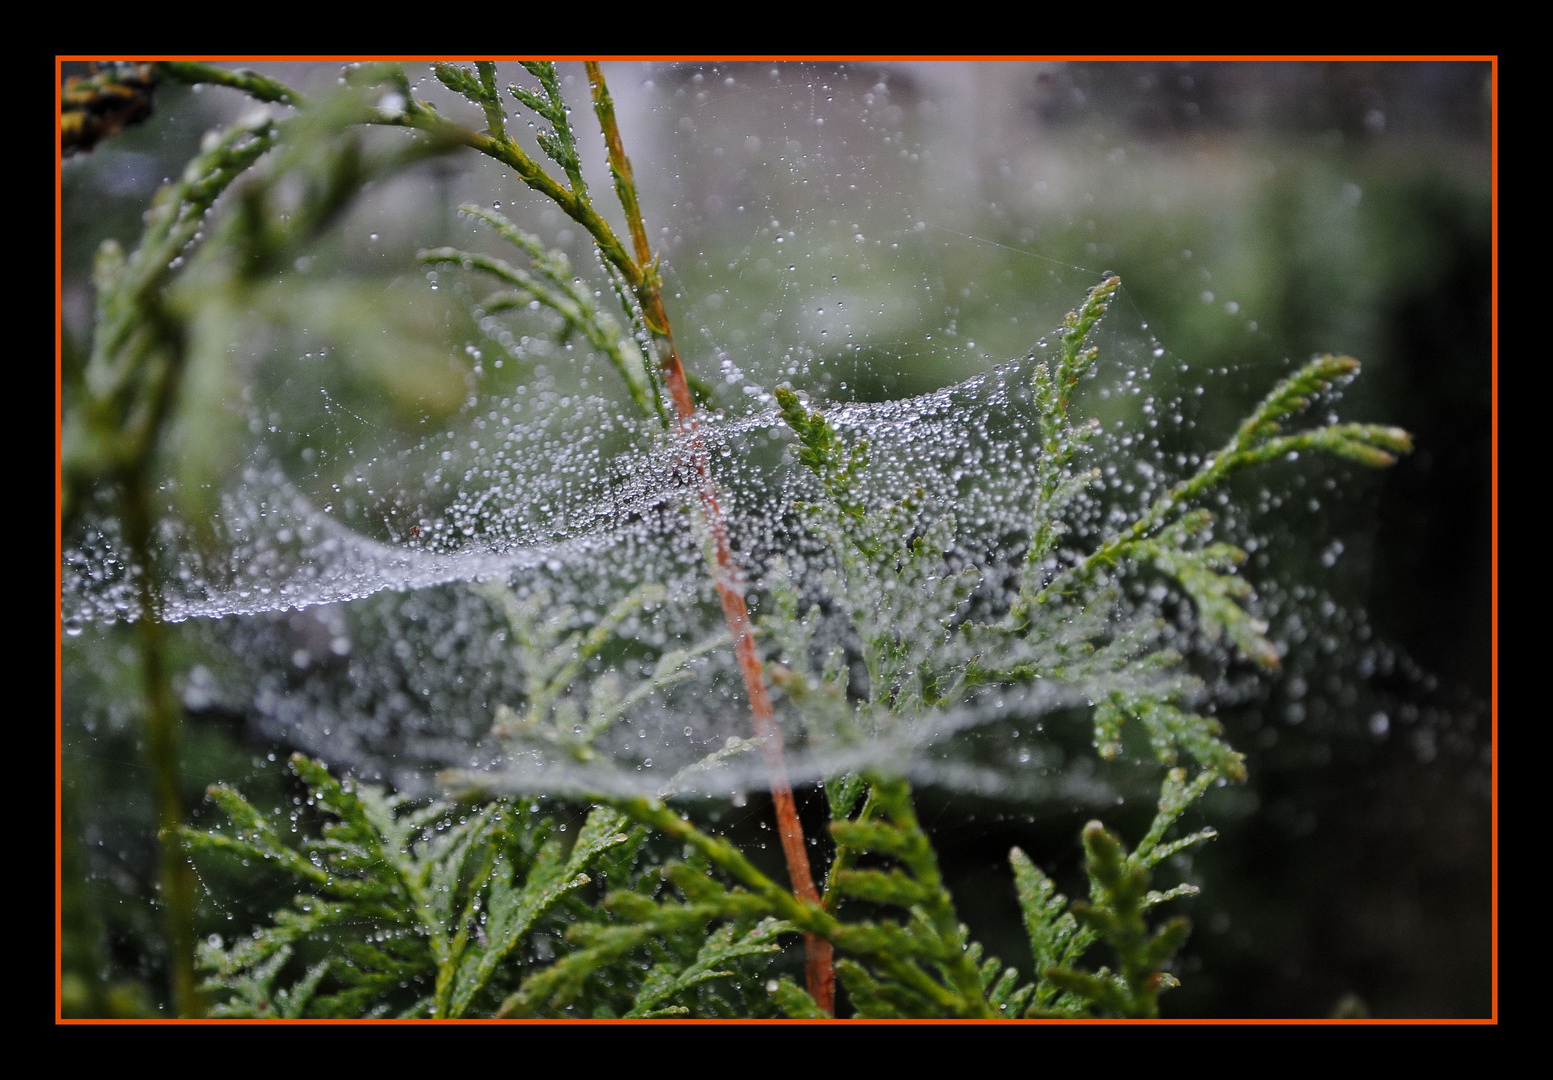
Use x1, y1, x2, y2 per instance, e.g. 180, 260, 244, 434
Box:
63, 61, 1409, 1018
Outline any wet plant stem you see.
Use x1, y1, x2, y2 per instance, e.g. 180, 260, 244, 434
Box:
584, 62, 833, 1014
123, 473, 200, 1017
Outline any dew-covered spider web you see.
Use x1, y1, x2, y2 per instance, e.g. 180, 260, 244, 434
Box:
61, 315, 1397, 807
60, 61, 1432, 808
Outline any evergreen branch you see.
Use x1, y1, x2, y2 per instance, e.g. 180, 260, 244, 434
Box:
1013, 767, 1218, 1017
186, 757, 632, 1018
65, 116, 277, 504
153, 61, 305, 107
429, 61, 507, 141
523, 583, 666, 733
420, 205, 663, 422
1224, 423, 1414, 470
827, 777, 999, 1015
443, 806, 630, 1017
1143, 884, 1202, 908
406, 64, 640, 294
198, 943, 324, 1019
181, 785, 328, 886
775, 385, 870, 524
817, 782, 878, 913
1093, 690, 1247, 780
477, 582, 731, 771
826, 772, 869, 823
511, 62, 590, 200
500, 882, 780, 1017
986, 963, 1036, 1016
858, 779, 959, 932
594, 794, 821, 931
1010, 846, 1094, 1015
1233, 354, 1366, 448
1043, 821, 1191, 1018
835, 958, 938, 1018
595, 634, 734, 749
829, 817, 918, 864
1130, 766, 1221, 869
770, 977, 830, 1018
1038, 355, 1410, 610
623, 917, 789, 1017
588, 786, 993, 1017
1054, 272, 1122, 412
1125, 510, 1280, 669
831, 867, 940, 910
473, 62, 505, 139
1019, 275, 1120, 583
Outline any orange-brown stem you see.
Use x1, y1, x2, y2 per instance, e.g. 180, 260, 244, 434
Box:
585, 61, 833, 1015
700, 421, 834, 1016
656, 304, 835, 1016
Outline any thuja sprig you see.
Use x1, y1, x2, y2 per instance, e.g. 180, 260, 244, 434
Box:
1125, 354, 1410, 542
775, 385, 869, 523
427, 62, 507, 143
1130, 512, 1280, 670
473, 579, 733, 776
153, 61, 304, 107
1023, 273, 1120, 577
823, 776, 995, 1016
189, 752, 1216, 1018
185, 754, 635, 1018
1037, 353, 1411, 628
151, 61, 638, 291
771, 274, 1247, 1014
497, 856, 794, 1018
773, 388, 979, 715
617, 915, 793, 1019
1006, 271, 1410, 667
1014, 768, 1217, 1018
414, 63, 654, 336
1093, 680, 1247, 780
1038, 822, 1192, 1018
64, 116, 277, 519
169, 57, 836, 1005
1009, 846, 1092, 1015
508, 62, 592, 201
1049, 271, 1122, 413
420, 206, 664, 422
482, 582, 670, 757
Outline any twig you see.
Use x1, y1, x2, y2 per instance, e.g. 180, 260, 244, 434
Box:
585, 61, 832, 1015
124, 475, 201, 1017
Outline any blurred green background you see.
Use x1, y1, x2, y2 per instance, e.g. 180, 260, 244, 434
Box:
60, 60, 1492, 1017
